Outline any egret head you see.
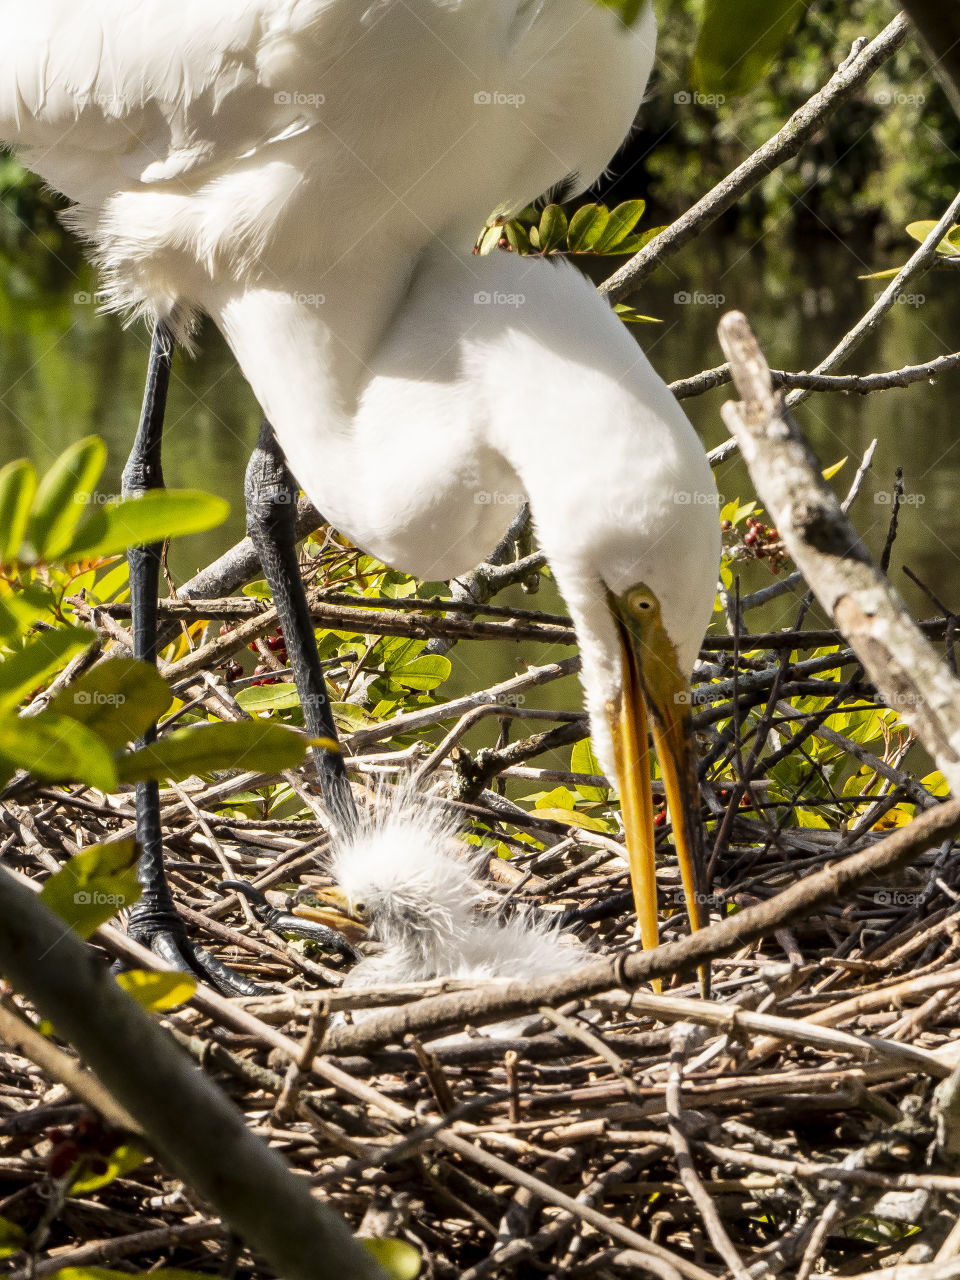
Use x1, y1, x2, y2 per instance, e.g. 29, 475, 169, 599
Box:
293, 795, 482, 975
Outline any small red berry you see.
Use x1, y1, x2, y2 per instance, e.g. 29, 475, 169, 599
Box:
653, 811, 667, 827
48, 1142, 80, 1178
720, 519, 732, 531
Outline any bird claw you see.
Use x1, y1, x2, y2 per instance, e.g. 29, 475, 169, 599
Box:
123, 918, 269, 998
219, 880, 359, 959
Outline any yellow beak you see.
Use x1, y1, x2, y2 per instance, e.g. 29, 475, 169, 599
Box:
292, 886, 369, 942
607, 595, 709, 994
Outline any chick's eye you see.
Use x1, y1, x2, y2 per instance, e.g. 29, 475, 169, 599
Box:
354, 900, 368, 918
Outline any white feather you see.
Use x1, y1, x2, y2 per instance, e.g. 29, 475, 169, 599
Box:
329, 789, 584, 999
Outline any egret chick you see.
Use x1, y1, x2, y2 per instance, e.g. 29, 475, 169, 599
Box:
297, 793, 584, 993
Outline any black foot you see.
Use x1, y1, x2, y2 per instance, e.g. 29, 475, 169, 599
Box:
124, 906, 270, 998
220, 880, 358, 960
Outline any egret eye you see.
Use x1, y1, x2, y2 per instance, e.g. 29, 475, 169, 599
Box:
628, 586, 656, 614
353, 900, 369, 919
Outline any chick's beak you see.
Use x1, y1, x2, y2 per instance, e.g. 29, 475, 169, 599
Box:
606, 590, 708, 986
292, 886, 369, 941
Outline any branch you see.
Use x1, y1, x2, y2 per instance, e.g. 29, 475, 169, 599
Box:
318, 795, 960, 1052
718, 310, 960, 793
0, 865, 385, 1280
600, 16, 909, 304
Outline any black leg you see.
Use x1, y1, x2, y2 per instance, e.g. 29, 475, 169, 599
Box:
244, 420, 357, 839
122, 324, 263, 997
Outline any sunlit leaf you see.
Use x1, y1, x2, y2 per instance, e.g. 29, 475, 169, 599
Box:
361, 1238, 421, 1280
0, 459, 37, 564
70, 1144, 147, 1194
235, 682, 302, 713
0, 1216, 26, 1260
567, 203, 610, 253
115, 970, 196, 1011
0, 711, 117, 791
571, 738, 609, 802
117, 720, 307, 783
595, 199, 646, 252
0, 626, 93, 710
537, 204, 568, 254
48, 658, 173, 750
40, 842, 141, 937
57, 490, 230, 562
29, 437, 107, 561
822, 458, 847, 481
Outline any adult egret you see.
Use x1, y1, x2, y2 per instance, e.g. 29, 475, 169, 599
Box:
1, 0, 720, 992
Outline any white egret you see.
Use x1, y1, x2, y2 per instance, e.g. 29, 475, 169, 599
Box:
0, 0, 720, 992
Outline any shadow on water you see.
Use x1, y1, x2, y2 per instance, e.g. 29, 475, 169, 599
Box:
1, 232, 958, 739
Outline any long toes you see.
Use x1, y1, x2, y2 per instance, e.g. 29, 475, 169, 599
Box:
187, 942, 271, 998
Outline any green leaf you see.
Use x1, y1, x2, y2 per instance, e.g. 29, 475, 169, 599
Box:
48, 658, 173, 750
571, 738, 609, 801
905, 220, 960, 256
39, 842, 141, 938
613, 304, 661, 324
0, 459, 37, 564
594, 199, 646, 252
0, 1215, 26, 1261
361, 1238, 421, 1280
537, 205, 569, 254
0, 710, 118, 791
116, 720, 307, 783
692, 0, 806, 97
70, 1144, 147, 1195
115, 969, 196, 1011
235, 682, 303, 713
478, 224, 502, 256
536, 786, 576, 811
566, 203, 610, 253
822, 457, 847, 481
389, 654, 451, 692
57, 490, 230, 563
0, 627, 93, 710
28, 437, 107, 561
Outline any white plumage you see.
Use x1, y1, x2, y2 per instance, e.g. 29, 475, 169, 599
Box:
2, 0, 720, 965
324, 790, 584, 993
